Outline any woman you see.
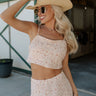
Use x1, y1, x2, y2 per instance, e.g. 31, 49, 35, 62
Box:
0, 0, 79, 96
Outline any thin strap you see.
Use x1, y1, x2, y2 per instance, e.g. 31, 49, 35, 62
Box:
37, 25, 40, 35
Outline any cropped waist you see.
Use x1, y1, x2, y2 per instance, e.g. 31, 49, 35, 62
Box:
32, 69, 63, 80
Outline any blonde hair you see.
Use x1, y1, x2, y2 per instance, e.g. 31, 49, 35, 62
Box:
34, 5, 79, 55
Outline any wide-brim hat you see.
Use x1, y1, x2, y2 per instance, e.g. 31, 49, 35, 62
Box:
25, 0, 73, 12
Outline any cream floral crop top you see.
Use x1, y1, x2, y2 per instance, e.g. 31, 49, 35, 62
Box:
27, 25, 67, 69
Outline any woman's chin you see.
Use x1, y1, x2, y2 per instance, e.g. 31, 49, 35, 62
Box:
41, 20, 46, 24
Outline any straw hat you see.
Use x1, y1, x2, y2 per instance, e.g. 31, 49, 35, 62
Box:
25, 0, 73, 12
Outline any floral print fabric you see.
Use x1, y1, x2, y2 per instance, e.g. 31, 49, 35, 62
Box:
31, 71, 73, 96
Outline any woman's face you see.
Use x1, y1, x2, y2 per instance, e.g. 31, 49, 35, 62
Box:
36, 5, 55, 24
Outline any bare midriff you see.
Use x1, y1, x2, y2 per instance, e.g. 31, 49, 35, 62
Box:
31, 63, 63, 80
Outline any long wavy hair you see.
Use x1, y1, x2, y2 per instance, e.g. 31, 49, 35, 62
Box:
34, 5, 79, 55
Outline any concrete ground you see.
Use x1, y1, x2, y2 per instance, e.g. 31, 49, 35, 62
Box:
69, 52, 96, 96
0, 52, 96, 96
0, 71, 31, 96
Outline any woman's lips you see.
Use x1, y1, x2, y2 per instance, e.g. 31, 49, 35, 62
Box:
40, 16, 45, 20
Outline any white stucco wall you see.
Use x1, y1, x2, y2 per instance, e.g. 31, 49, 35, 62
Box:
0, 0, 34, 71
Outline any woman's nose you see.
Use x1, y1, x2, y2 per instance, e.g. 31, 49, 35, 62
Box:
38, 10, 41, 16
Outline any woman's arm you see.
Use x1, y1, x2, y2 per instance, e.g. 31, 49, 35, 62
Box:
62, 47, 78, 96
0, 0, 37, 35
0, 0, 29, 19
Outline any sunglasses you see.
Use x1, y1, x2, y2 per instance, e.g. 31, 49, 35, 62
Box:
34, 6, 47, 16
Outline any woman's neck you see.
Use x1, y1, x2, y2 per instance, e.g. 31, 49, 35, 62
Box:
44, 17, 56, 31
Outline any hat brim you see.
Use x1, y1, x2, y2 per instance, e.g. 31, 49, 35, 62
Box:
25, 4, 45, 10
26, 4, 73, 12
25, 0, 73, 12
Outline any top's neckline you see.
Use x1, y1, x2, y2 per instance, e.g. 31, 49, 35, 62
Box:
37, 24, 65, 41
37, 34, 65, 41
29, 34, 65, 46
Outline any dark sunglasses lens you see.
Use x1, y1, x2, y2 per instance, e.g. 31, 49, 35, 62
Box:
41, 7, 45, 13
34, 7, 46, 15
34, 9, 38, 15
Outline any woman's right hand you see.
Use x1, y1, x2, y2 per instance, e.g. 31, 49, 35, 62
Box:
0, 0, 36, 35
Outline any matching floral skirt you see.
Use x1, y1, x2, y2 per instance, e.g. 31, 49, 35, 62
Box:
31, 71, 73, 96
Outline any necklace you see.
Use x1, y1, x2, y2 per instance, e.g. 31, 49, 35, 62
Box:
42, 25, 63, 38
40, 24, 64, 39
42, 25, 56, 33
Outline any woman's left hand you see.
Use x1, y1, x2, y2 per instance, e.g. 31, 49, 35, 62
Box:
73, 88, 78, 96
